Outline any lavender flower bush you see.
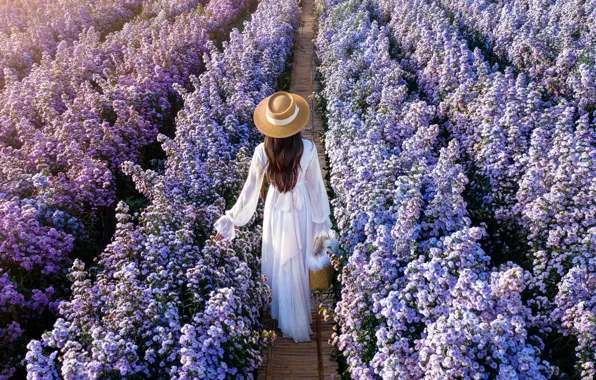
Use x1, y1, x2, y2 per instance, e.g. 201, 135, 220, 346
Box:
24, 0, 299, 377
2, 0, 593, 376
0, 0, 251, 376
373, 0, 596, 375
316, 0, 594, 377
437, 0, 596, 109
0, 0, 146, 89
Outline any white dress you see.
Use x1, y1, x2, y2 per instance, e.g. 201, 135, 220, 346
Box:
213, 138, 332, 343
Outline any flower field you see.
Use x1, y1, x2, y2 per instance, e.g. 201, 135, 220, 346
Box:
315, 0, 595, 378
1, 0, 255, 376
22, 0, 299, 376
1, 0, 595, 378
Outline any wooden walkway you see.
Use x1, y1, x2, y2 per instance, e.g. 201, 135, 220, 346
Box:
291, 0, 327, 179
257, 0, 338, 378
257, 293, 337, 379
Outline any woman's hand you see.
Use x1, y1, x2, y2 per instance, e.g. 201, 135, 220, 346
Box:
214, 226, 239, 242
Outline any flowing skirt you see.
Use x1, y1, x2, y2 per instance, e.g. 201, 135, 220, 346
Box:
261, 184, 316, 343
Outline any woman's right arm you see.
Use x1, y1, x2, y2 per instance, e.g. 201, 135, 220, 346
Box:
214, 143, 266, 241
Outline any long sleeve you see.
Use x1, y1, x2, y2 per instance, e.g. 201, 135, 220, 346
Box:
305, 143, 332, 237
213, 143, 266, 241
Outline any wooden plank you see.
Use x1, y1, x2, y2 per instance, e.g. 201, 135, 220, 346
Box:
266, 338, 273, 379
316, 310, 324, 380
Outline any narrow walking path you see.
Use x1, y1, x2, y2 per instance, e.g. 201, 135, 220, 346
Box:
257, 0, 338, 378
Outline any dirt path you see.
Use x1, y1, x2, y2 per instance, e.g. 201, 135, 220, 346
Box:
257, 0, 338, 378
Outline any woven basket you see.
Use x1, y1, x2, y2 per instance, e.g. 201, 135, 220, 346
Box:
308, 230, 336, 291
309, 264, 334, 291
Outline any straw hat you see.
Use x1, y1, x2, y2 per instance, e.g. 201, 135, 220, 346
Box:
253, 91, 310, 138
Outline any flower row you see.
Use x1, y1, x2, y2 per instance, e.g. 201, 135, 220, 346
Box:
0, 0, 149, 89
437, 0, 596, 109
375, 0, 596, 376
0, 0, 250, 377
24, 0, 299, 377
316, 0, 596, 377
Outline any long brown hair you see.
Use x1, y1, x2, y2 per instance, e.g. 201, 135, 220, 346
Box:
264, 132, 304, 193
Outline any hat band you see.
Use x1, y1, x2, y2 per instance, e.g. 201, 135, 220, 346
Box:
266, 105, 300, 126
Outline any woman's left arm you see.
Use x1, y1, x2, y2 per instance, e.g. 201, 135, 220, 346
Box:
214, 144, 266, 241
305, 143, 333, 237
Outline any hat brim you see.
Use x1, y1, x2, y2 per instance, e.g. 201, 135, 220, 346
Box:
253, 93, 310, 138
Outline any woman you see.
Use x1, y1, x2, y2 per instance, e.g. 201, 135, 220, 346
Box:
213, 91, 332, 343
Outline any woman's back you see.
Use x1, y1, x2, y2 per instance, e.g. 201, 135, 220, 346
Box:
213, 136, 326, 240
258, 138, 316, 193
